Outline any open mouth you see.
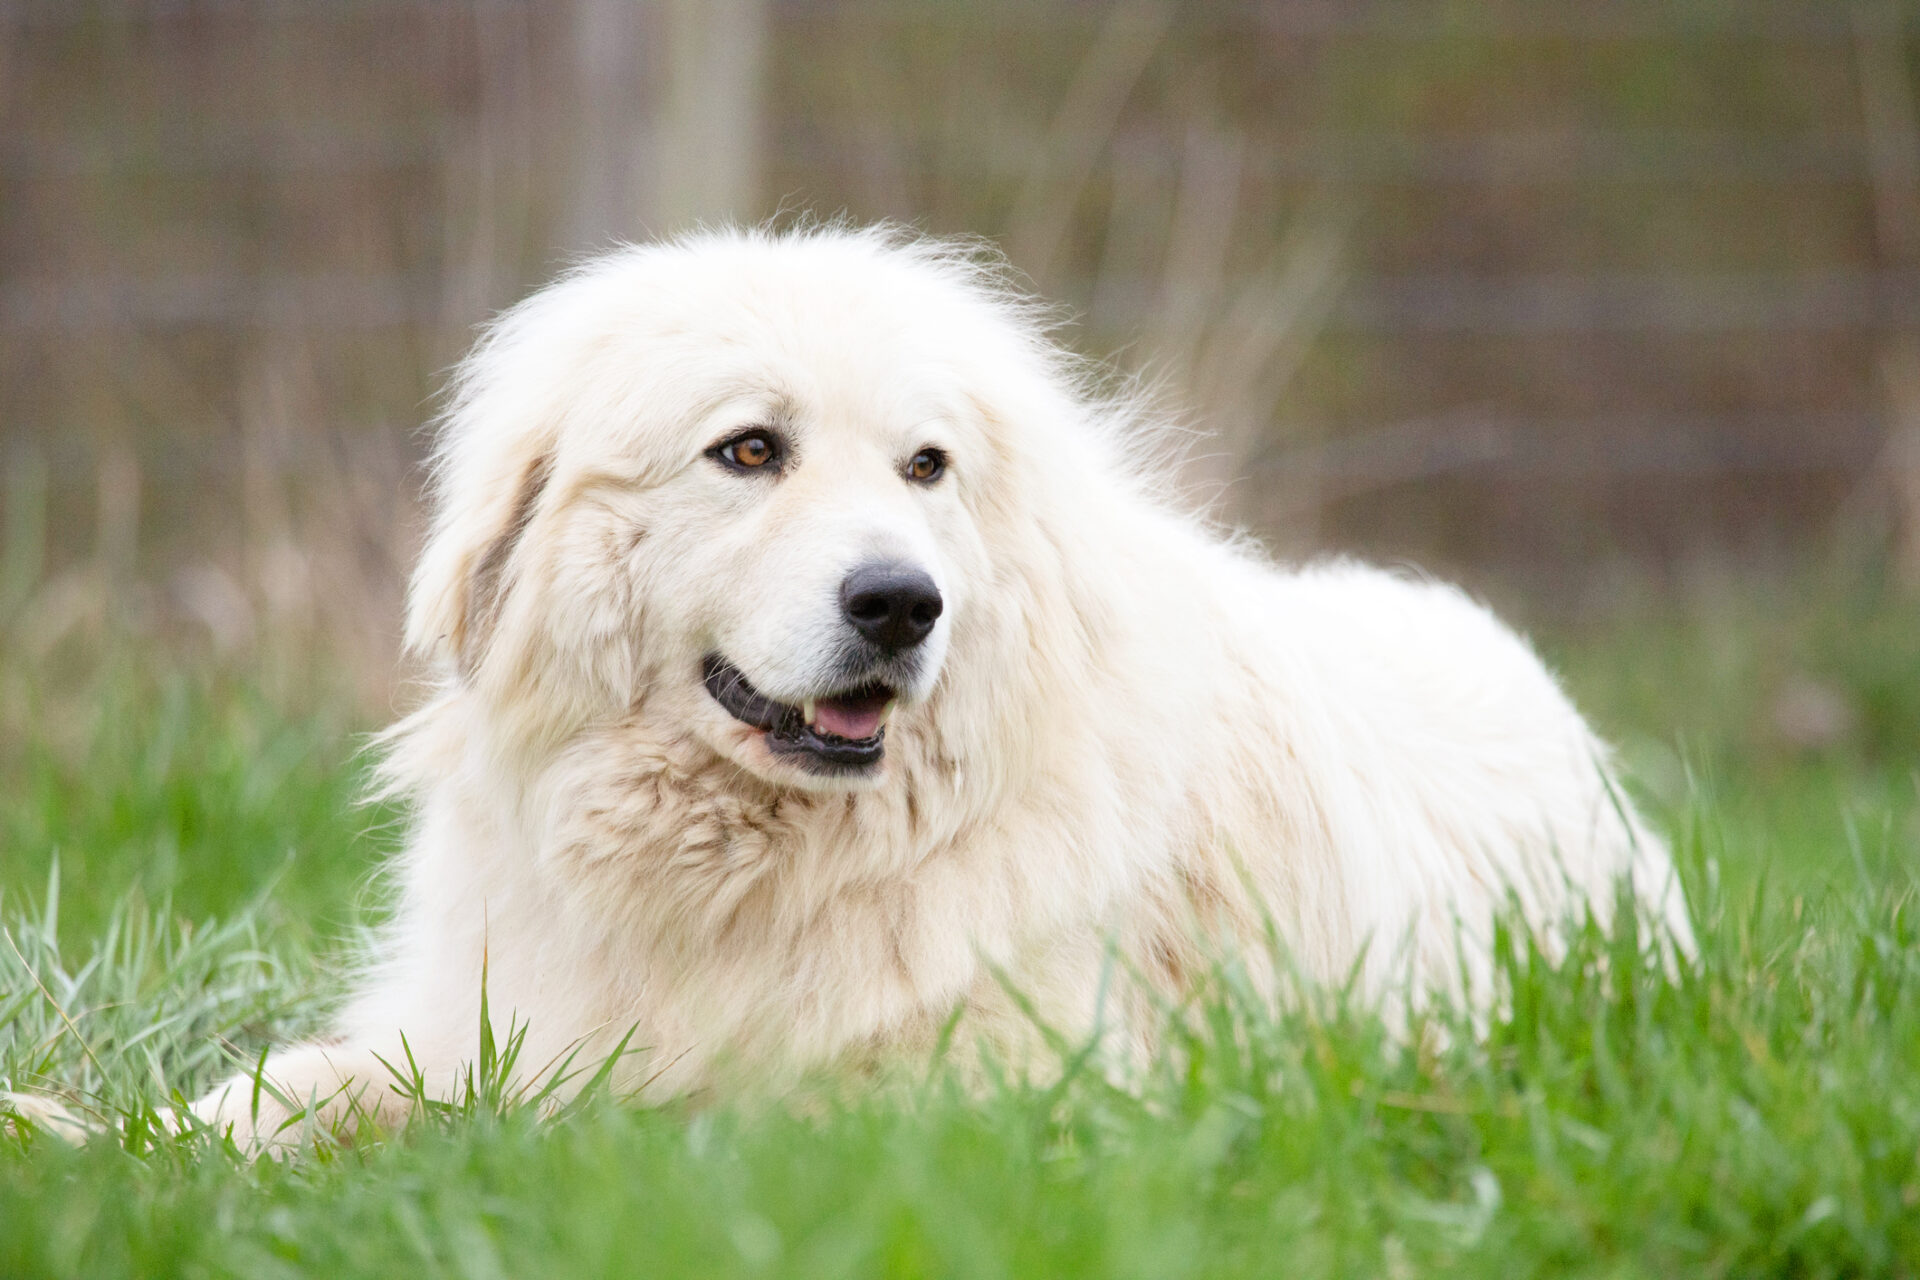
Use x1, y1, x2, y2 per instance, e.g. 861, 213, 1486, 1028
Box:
702, 654, 896, 770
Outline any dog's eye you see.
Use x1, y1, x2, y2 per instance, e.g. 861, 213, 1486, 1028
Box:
730, 437, 775, 467
906, 448, 946, 483
712, 431, 783, 473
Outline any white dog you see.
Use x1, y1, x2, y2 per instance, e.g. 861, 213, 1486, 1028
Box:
191, 225, 1689, 1145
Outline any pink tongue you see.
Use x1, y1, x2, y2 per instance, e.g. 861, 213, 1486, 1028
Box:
814, 697, 885, 740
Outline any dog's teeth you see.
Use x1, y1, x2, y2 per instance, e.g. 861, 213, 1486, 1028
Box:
803, 698, 817, 726
878, 699, 897, 727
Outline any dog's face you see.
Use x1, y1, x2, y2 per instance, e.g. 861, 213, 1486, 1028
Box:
611, 352, 988, 787
409, 232, 1043, 791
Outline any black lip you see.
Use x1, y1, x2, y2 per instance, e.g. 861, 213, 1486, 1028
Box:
701, 654, 890, 770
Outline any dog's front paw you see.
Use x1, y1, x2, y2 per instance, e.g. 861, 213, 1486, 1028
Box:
192, 1043, 407, 1155
1, 1090, 101, 1144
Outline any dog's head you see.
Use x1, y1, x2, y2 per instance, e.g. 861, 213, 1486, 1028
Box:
406, 227, 1118, 791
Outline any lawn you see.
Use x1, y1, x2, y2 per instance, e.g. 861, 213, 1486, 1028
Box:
3, 575, 1917, 1278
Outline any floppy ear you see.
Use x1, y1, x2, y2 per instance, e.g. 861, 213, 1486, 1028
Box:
405, 436, 555, 675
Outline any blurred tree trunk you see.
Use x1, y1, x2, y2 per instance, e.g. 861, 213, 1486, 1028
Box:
653, 0, 767, 232
564, 0, 766, 247
1855, 3, 1920, 585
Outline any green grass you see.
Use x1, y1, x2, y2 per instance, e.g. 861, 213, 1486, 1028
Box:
3, 583, 1918, 1278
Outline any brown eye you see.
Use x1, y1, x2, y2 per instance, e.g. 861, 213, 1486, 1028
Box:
711, 430, 783, 473
729, 436, 773, 467
906, 448, 946, 483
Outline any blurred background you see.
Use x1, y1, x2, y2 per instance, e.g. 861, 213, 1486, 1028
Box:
5, 0, 1920, 715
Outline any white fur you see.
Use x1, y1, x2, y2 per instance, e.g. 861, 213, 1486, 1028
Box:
193, 226, 1690, 1147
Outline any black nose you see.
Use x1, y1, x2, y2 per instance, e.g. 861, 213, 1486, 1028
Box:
840, 562, 943, 652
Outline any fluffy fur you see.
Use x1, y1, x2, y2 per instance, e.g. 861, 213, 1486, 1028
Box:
192, 225, 1690, 1146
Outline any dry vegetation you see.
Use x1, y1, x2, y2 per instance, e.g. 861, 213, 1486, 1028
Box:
9, 4, 1919, 708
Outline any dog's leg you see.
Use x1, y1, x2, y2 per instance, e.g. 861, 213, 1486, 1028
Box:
1, 1090, 100, 1143
191, 1041, 416, 1154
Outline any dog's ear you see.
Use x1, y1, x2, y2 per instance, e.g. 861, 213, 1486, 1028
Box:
406, 436, 556, 675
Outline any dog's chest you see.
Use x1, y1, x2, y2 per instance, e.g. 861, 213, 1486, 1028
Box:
536, 727, 954, 942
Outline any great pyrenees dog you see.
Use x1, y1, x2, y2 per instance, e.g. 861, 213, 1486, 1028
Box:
189, 225, 1689, 1146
